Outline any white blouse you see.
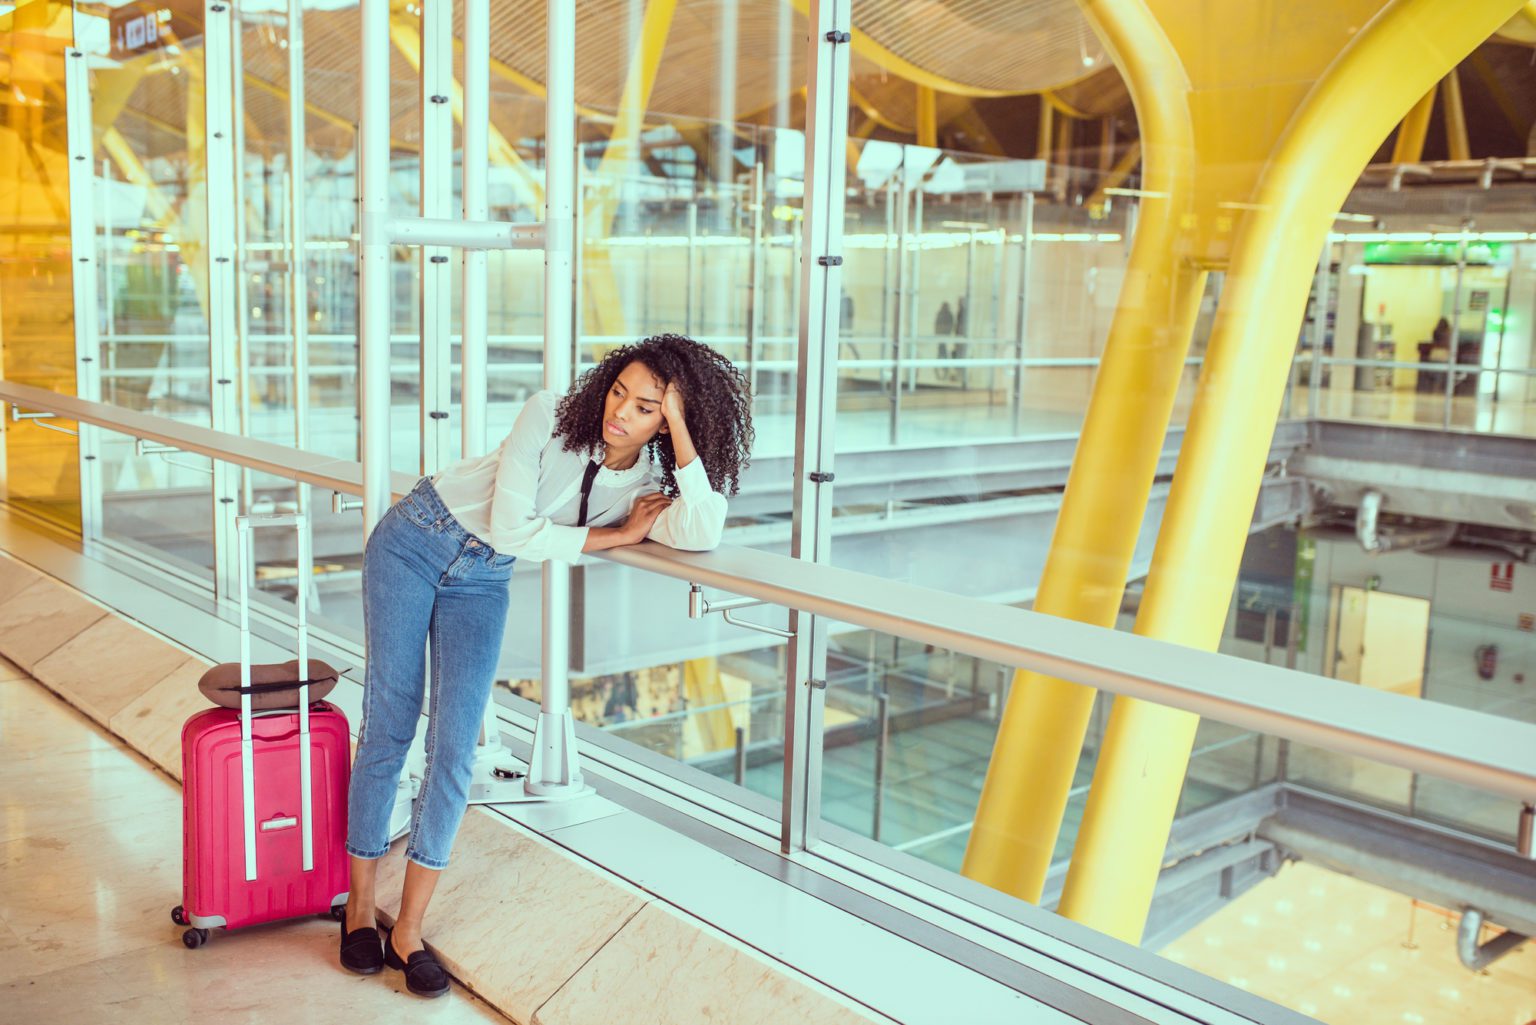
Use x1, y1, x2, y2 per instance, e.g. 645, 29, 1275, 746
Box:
429, 390, 728, 564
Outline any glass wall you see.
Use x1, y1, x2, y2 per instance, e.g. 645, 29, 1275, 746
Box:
11, 5, 1536, 1025
1293, 184, 1536, 437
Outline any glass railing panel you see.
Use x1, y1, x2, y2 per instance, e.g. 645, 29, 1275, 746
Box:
96, 426, 215, 584
242, 470, 366, 647
496, 561, 793, 809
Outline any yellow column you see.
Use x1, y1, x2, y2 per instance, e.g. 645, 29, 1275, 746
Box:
915, 85, 938, 147
1058, 0, 1526, 944
683, 657, 735, 755
962, 0, 1197, 902
1084, 141, 1142, 219
1442, 67, 1470, 161
1036, 94, 1054, 161
1390, 83, 1436, 163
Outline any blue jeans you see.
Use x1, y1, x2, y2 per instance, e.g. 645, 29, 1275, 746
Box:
346, 478, 514, 869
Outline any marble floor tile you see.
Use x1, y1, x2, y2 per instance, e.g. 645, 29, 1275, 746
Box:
0, 801, 183, 977
372, 808, 647, 1025
0, 675, 121, 763
109, 657, 216, 780
0, 555, 42, 608
533, 903, 891, 1025
35, 615, 192, 727
3, 922, 508, 1025
0, 754, 179, 845
0, 916, 50, 989
0, 579, 108, 672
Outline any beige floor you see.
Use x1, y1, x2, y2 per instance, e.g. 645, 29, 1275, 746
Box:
0, 662, 509, 1025
1162, 861, 1536, 1025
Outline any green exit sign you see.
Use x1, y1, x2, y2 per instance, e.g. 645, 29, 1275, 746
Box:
1363, 241, 1503, 266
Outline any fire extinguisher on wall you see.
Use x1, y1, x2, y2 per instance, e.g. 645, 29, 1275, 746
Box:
1476, 643, 1498, 681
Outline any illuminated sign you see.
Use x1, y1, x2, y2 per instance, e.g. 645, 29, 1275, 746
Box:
109, 2, 201, 59
1363, 241, 1502, 266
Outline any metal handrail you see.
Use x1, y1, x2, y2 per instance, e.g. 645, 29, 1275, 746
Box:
2, 378, 1534, 803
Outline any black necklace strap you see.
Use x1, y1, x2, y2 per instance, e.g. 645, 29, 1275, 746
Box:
577, 459, 600, 526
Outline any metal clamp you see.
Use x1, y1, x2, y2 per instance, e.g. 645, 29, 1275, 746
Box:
134, 437, 213, 475
332, 492, 364, 514
688, 583, 794, 640
9, 405, 79, 437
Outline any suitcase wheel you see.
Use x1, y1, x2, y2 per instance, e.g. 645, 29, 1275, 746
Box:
170, 905, 187, 926
182, 928, 210, 949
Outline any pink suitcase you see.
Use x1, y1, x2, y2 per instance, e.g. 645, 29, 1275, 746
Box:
171, 512, 350, 947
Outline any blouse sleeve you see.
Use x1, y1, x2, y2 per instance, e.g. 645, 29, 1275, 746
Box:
645, 456, 728, 551
487, 392, 589, 564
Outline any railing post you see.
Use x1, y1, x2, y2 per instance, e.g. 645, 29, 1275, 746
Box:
783, 0, 851, 854
359, 0, 393, 534
64, 39, 103, 543
204, 0, 244, 600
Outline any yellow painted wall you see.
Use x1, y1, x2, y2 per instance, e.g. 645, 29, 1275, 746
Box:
0, 0, 81, 532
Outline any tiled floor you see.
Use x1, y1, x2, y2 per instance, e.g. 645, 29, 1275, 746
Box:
0, 663, 509, 1025
1162, 861, 1536, 1025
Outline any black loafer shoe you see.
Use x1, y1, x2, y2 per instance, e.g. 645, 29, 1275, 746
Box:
383, 927, 450, 999
339, 919, 384, 975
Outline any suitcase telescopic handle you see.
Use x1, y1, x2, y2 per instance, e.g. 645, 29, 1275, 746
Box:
234, 512, 316, 882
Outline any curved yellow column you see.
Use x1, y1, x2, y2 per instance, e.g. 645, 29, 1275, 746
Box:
1442, 68, 1470, 161
1390, 82, 1437, 164
961, 0, 1198, 902
1058, 0, 1527, 944
915, 86, 938, 148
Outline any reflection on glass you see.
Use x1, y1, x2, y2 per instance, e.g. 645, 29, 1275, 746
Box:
98, 427, 215, 583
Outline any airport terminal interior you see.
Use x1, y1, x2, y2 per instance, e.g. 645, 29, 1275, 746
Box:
2, 1, 1536, 1023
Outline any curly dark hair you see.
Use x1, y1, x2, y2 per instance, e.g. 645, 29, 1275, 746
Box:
552, 334, 754, 498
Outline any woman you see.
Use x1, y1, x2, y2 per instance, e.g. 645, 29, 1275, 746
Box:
339, 334, 753, 996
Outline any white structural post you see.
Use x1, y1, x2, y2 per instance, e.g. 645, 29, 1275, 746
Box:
419, 0, 454, 474
205, 0, 243, 598
287, 0, 314, 546
523, 0, 592, 801
462, 0, 535, 805
782, 0, 851, 852
359, 0, 393, 533
64, 39, 103, 544
462, 0, 490, 457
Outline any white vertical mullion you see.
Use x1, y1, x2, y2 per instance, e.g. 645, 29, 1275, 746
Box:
206, 0, 243, 599
232, 1, 253, 510
287, 0, 314, 565
287, 0, 311, 454
360, 0, 393, 534
64, 40, 103, 543
528, 0, 580, 795
461, 0, 490, 459
419, 0, 453, 475
782, 0, 850, 854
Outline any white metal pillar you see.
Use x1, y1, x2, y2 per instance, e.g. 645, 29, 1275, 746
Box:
64, 40, 103, 543
359, 0, 394, 534
419, 0, 454, 474
232, 3, 254, 514
461, 0, 490, 458
205, 0, 244, 598
523, 0, 593, 802
1012, 192, 1035, 435
287, 0, 314, 544
782, 0, 851, 853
